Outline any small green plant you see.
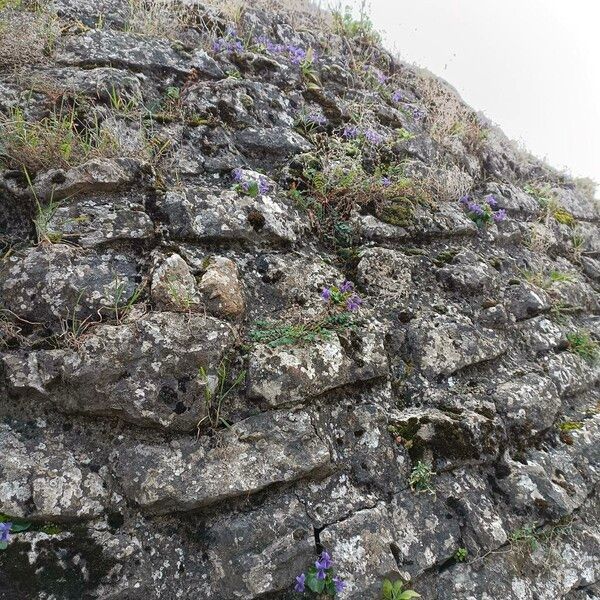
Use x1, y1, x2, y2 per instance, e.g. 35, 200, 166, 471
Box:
197, 360, 245, 432
453, 547, 468, 562
332, 5, 380, 44
300, 47, 321, 90
557, 420, 583, 432
250, 313, 353, 348
566, 330, 599, 363
108, 277, 144, 324
509, 523, 539, 552
381, 578, 420, 600
409, 460, 435, 494
295, 550, 346, 595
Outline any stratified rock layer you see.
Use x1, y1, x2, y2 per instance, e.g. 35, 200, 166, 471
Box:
0, 1, 598, 599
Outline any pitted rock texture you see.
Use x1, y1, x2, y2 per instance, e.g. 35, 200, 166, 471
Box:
0, 1, 599, 599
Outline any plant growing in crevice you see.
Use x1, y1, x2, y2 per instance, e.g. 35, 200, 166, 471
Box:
566, 330, 599, 363
197, 359, 245, 432
231, 167, 272, 197
250, 281, 362, 348
409, 460, 435, 494
295, 549, 346, 596
0, 515, 31, 550
460, 194, 506, 227
453, 547, 468, 562
381, 578, 420, 600
509, 523, 539, 552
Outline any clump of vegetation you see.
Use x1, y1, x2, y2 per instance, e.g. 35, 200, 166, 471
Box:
0, 514, 31, 550
566, 330, 599, 363
0, 103, 120, 174
525, 184, 577, 227
509, 523, 539, 552
332, 4, 380, 45
453, 547, 468, 562
250, 281, 362, 348
460, 194, 506, 227
520, 269, 574, 289
295, 550, 346, 596
381, 578, 420, 600
409, 460, 435, 494
197, 359, 245, 432
231, 168, 272, 198
0, 3, 59, 70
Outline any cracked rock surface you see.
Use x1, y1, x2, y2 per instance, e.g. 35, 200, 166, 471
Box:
0, 0, 599, 598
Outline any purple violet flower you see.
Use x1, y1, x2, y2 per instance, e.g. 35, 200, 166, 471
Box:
392, 89, 403, 103
258, 176, 271, 195
0, 523, 12, 544
342, 125, 359, 139
315, 550, 332, 570
231, 168, 244, 183
485, 194, 498, 208
321, 288, 332, 301
306, 112, 327, 126
340, 280, 354, 293
288, 45, 307, 64
493, 208, 507, 222
364, 129, 384, 145
295, 573, 306, 592
411, 106, 426, 121
381, 176, 392, 187
459, 194, 470, 205
333, 576, 347, 593
347, 295, 362, 312
467, 201, 485, 217
375, 69, 389, 84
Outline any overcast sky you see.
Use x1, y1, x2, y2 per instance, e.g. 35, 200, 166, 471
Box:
326, 0, 600, 194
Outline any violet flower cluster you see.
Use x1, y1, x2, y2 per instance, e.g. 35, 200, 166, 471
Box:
0, 522, 11, 549
295, 550, 346, 595
340, 124, 387, 146
321, 281, 362, 312
255, 35, 316, 65
213, 27, 244, 54
460, 194, 507, 226
231, 168, 271, 197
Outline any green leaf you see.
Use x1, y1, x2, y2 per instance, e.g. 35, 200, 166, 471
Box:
399, 592, 421, 599
10, 522, 31, 533
0, 542, 7, 550
393, 581, 405, 593
306, 572, 319, 593
382, 579, 394, 599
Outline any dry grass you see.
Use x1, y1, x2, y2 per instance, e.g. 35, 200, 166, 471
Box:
0, 5, 59, 70
412, 69, 488, 155
0, 101, 123, 174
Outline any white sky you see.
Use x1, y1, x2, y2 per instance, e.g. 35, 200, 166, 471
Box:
326, 0, 600, 193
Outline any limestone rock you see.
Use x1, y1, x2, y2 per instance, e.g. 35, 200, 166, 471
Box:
198, 256, 245, 318
113, 409, 331, 514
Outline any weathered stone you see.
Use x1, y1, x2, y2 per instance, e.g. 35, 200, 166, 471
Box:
406, 312, 509, 378
320, 504, 398, 600
158, 185, 304, 246
389, 406, 503, 467
0, 424, 110, 520
58, 30, 223, 78
0, 244, 139, 329
356, 247, 412, 300
233, 126, 311, 161
150, 253, 200, 311
494, 373, 560, 436
46, 194, 154, 247
438, 249, 500, 293
197, 256, 245, 318
113, 408, 330, 514
543, 352, 600, 397
247, 328, 389, 407
2, 312, 235, 430
33, 157, 148, 201
503, 281, 552, 321
390, 491, 461, 579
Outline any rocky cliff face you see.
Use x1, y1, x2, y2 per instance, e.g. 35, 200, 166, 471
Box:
0, 1, 599, 598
